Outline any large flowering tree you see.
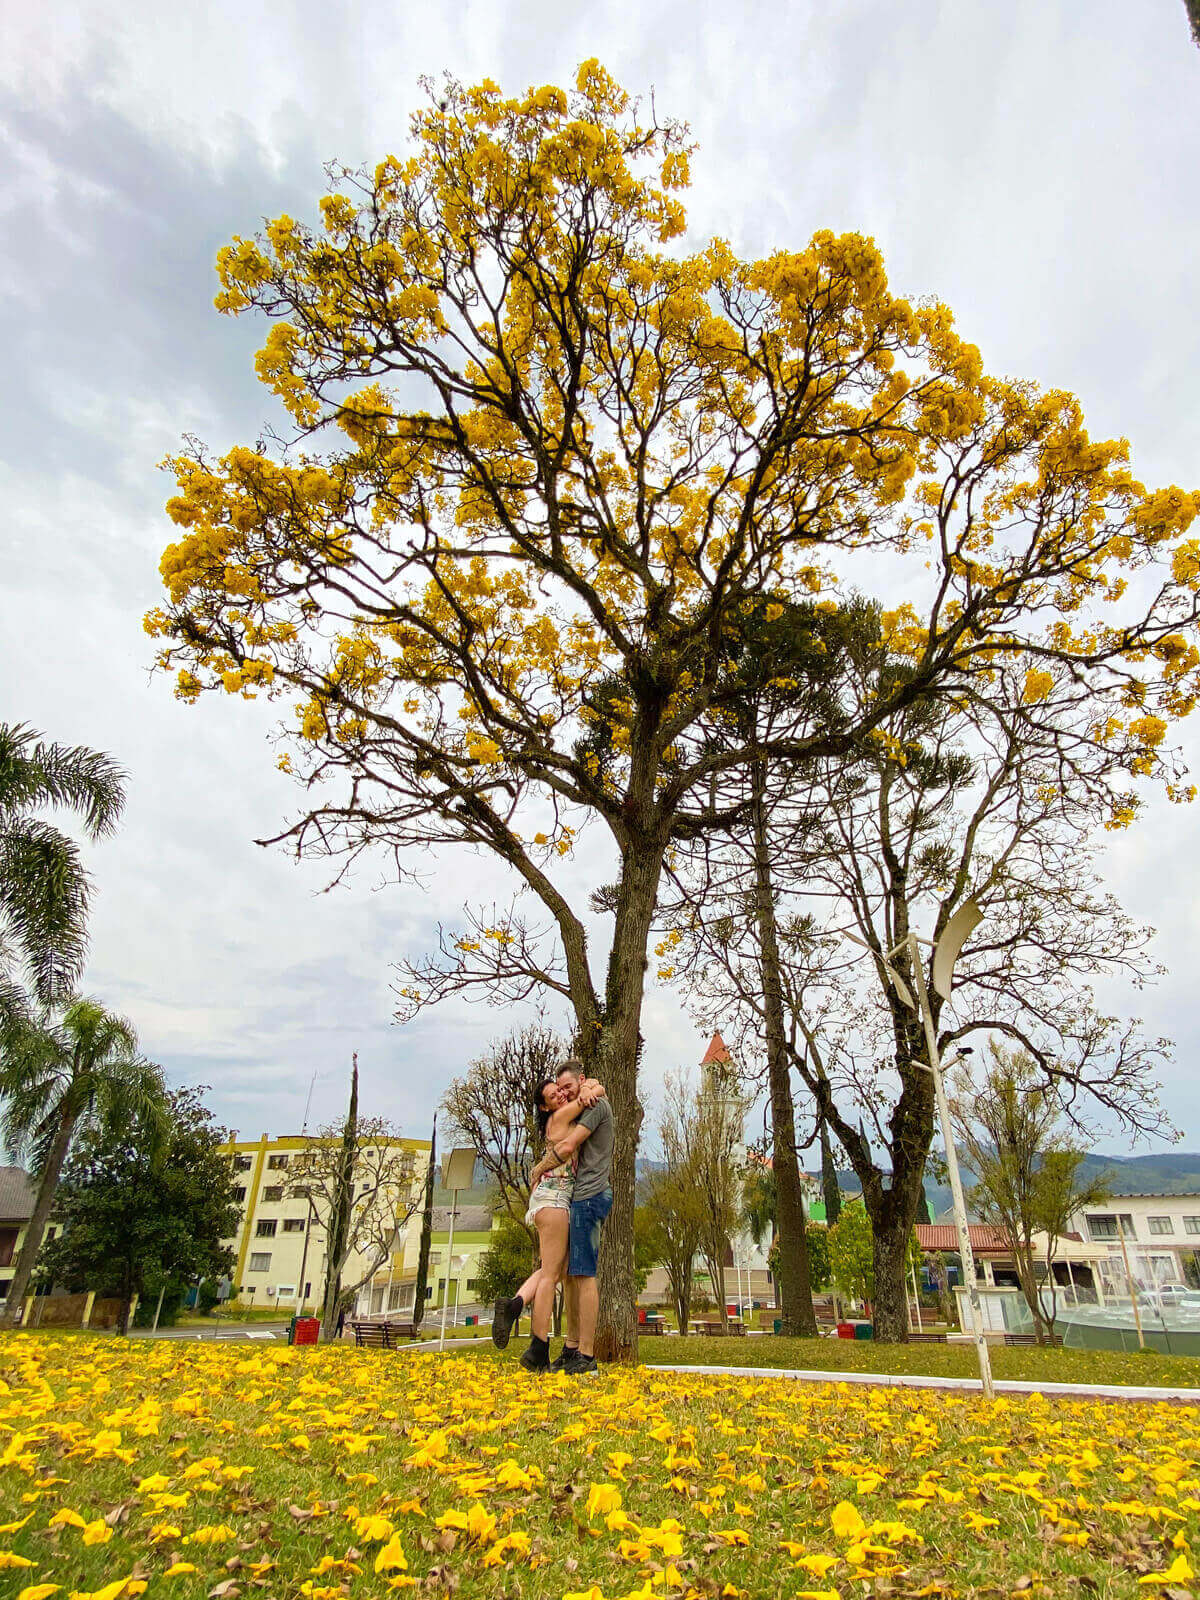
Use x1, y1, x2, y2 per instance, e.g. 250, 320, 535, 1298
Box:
148, 64, 1200, 1358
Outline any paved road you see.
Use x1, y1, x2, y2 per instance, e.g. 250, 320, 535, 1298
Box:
129, 1321, 291, 1342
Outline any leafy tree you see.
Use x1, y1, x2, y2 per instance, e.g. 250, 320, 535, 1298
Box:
951, 1044, 1112, 1343
638, 1164, 704, 1333
473, 1215, 534, 1305
147, 64, 1200, 1356
658, 1069, 744, 1329
1186, 0, 1200, 49
829, 1198, 920, 1310
668, 638, 1174, 1339
769, 1222, 831, 1294
284, 1057, 421, 1342
441, 1023, 567, 1226
631, 1203, 659, 1296
741, 1161, 776, 1249
36, 1086, 239, 1333
410, 1116, 436, 1334
0, 724, 126, 1007
0, 994, 165, 1324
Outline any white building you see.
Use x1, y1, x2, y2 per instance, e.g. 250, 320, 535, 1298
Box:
219, 1131, 430, 1314
1068, 1192, 1200, 1295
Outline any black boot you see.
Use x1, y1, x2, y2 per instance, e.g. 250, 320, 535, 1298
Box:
519, 1334, 551, 1372
491, 1295, 524, 1350
548, 1344, 578, 1372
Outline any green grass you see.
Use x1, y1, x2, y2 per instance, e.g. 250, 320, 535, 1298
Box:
3, 1332, 1198, 1600
643, 1333, 1200, 1388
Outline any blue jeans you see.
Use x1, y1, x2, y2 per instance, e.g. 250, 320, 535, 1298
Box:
569, 1188, 613, 1278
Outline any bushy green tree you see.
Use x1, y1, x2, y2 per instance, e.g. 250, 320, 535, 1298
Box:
0, 995, 165, 1325
829, 1199, 919, 1310
38, 1085, 239, 1333
474, 1217, 534, 1306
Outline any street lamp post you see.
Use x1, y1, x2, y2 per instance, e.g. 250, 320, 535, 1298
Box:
846, 898, 994, 1398
439, 1148, 476, 1352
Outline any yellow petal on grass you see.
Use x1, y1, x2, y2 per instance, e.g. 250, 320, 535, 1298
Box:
0, 1514, 34, 1535
68, 1579, 136, 1600
48, 1509, 87, 1530
585, 1483, 623, 1520
81, 1520, 113, 1545
182, 1523, 237, 1545
353, 1514, 394, 1543
163, 1565, 197, 1578
19, 1587, 61, 1600
374, 1535, 408, 1575
134, 1475, 170, 1494
830, 1501, 867, 1541
794, 1554, 840, 1578
1138, 1552, 1195, 1584
0, 1552, 37, 1569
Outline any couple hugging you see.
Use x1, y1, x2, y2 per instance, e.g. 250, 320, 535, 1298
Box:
491, 1056, 614, 1375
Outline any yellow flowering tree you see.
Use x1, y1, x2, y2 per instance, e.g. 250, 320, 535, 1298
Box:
148, 64, 1200, 1359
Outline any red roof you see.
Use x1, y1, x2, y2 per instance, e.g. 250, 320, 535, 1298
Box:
915, 1223, 1010, 1254
700, 1030, 732, 1066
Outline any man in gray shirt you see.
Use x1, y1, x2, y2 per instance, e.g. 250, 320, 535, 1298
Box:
524, 1056, 613, 1376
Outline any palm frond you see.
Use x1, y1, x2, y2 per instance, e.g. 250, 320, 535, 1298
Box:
0, 723, 127, 837
0, 819, 93, 1003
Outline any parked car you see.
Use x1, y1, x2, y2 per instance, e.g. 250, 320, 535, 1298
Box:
1153, 1283, 1194, 1306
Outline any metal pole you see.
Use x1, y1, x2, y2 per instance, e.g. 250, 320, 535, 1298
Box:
908, 933, 994, 1399
151, 1285, 166, 1333
1116, 1219, 1145, 1349
438, 1191, 457, 1351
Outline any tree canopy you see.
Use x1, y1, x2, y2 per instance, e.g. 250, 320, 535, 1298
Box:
146, 62, 1200, 1355
38, 1085, 240, 1332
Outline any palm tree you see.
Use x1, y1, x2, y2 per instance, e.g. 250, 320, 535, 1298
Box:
742, 1161, 777, 1249
0, 722, 126, 1005
0, 993, 166, 1325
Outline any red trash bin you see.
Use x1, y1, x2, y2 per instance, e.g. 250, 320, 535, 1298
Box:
293, 1317, 321, 1346
836, 1322, 856, 1340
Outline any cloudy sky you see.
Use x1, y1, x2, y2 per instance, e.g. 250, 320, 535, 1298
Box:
2, 0, 1198, 1154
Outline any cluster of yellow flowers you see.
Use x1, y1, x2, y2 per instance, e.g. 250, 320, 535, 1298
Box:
1, 1335, 1198, 1599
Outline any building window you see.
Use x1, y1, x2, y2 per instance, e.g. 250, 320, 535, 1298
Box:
282, 1218, 306, 1233
1148, 1216, 1174, 1236
267, 1154, 289, 1170
425, 1286, 433, 1300
466, 1279, 478, 1291
1087, 1214, 1135, 1242
249, 1252, 271, 1272
232, 1186, 247, 1204
262, 1185, 284, 1202
233, 1155, 252, 1172
276, 1284, 296, 1299
255, 1220, 277, 1238
1184, 1218, 1200, 1236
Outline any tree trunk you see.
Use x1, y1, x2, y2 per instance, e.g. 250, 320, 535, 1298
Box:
752, 766, 817, 1337
410, 1117, 436, 1335
871, 1211, 913, 1343
593, 842, 662, 1364
320, 1055, 358, 1343
1, 1103, 77, 1326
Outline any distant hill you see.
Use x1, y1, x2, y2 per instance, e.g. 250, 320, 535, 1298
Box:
921, 1149, 1200, 1220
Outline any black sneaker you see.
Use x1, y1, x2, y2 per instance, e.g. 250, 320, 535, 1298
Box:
519, 1338, 550, 1372
563, 1349, 599, 1377
548, 1345, 578, 1372
491, 1296, 523, 1350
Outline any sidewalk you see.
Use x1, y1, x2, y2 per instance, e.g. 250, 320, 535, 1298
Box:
653, 1361, 1199, 1402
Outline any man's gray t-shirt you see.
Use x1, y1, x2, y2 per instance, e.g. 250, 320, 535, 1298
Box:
573, 1098, 614, 1199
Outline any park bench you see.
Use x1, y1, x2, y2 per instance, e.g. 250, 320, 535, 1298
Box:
639, 1315, 666, 1336
689, 1318, 746, 1337
349, 1320, 416, 1348
1002, 1331, 1062, 1346
907, 1331, 948, 1343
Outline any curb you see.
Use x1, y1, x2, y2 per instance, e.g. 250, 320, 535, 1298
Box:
649, 1362, 1200, 1402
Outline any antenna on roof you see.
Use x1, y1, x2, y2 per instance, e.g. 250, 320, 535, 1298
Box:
300, 1068, 318, 1136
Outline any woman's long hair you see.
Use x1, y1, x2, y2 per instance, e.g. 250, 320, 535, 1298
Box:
532, 1079, 557, 1141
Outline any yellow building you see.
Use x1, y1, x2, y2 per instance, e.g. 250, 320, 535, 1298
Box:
218, 1132, 430, 1314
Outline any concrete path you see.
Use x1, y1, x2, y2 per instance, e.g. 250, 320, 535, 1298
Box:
129, 1321, 290, 1342
651, 1361, 1199, 1403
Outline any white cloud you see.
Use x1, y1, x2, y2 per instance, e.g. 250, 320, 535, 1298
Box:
3, 0, 1198, 1154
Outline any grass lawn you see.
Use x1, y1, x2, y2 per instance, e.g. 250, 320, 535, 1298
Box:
1, 1333, 1197, 1600
642, 1334, 1200, 1390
